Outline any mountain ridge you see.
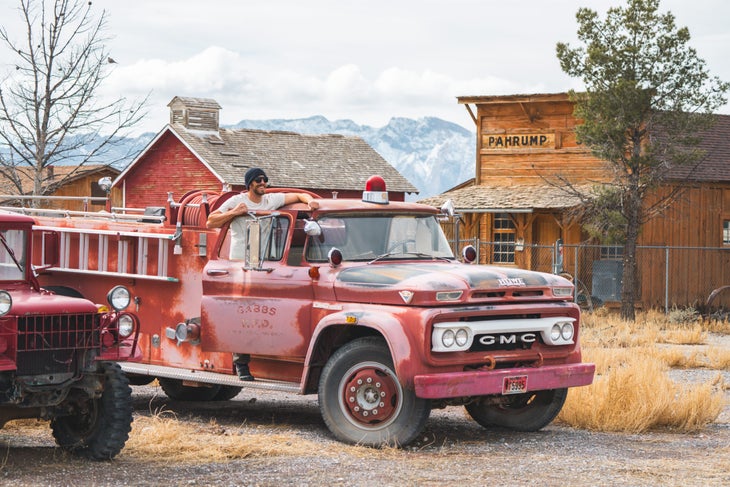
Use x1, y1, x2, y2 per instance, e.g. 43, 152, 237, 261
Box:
229, 115, 476, 198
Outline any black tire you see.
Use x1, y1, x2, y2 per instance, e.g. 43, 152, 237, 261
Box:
125, 373, 156, 386
212, 385, 243, 401
465, 388, 568, 432
158, 377, 221, 401
318, 337, 430, 447
51, 362, 133, 460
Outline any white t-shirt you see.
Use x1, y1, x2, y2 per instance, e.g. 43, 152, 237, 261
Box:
218, 193, 286, 259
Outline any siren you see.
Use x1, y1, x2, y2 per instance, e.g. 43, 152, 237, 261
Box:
362, 175, 388, 204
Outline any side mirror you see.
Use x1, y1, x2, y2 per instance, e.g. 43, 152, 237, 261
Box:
440, 199, 455, 218
245, 219, 261, 268
304, 220, 321, 236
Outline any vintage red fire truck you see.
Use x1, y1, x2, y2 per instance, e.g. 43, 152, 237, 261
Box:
18, 177, 594, 447
0, 210, 140, 459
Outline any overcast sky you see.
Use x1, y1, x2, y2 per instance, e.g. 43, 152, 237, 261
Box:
2, 0, 729, 135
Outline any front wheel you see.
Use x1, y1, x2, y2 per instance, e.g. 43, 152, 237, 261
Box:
51, 362, 133, 460
465, 388, 568, 432
318, 337, 430, 447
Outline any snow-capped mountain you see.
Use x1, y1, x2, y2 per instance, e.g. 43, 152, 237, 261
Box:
35, 115, 476, 199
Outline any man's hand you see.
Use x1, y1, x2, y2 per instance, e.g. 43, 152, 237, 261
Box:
206, 202, 249, 229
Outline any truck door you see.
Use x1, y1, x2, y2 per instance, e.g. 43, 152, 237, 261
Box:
200, 214, 315, 359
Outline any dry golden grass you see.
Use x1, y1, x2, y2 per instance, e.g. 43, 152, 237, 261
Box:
121, 408, 394, 463
559, 310, 729, 432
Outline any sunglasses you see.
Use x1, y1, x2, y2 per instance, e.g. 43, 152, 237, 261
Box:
253, 176, 268, 184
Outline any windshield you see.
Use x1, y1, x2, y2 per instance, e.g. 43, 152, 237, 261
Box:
306, 214, 455, 262
0, 229, 26, 280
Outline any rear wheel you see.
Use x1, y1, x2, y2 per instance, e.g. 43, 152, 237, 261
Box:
318, 337, 430, 447
212, 385, 243, 401
51, 362, 133, 460
158, 377, 221, 401
125, 373, 155, 386
465, 388, 568, 432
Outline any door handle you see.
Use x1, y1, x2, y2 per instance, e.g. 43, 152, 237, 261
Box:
206, 269, 229, 276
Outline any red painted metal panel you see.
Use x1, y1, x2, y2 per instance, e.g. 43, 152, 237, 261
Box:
413, 363, 596, 399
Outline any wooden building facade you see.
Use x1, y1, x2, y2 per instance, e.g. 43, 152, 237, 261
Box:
0, 165, 122, 212
420, 93, 730, 310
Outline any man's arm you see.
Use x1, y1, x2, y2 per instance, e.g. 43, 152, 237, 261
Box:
206, 202, 248, 229
282, 192, 319, 209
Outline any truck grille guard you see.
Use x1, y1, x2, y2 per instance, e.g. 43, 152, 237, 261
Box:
16, 313, 99, 376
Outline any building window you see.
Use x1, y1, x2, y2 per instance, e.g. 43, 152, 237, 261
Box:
724, 220, 730, 246
600, 245, 624, 260
493, 213, 515, 264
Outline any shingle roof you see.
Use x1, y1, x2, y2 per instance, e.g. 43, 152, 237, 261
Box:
170, 124, 418, 193
418, 184, 592, 211
665, 113, 730, 182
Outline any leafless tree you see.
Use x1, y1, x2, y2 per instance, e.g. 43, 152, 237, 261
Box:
0, 0, 147, 201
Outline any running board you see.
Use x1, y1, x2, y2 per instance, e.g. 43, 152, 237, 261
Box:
120, 362, 302, 393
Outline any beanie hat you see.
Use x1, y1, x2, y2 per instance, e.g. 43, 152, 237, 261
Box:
244, 167, 267, 188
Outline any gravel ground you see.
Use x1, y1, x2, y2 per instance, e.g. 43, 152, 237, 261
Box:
1, 338, 729, 486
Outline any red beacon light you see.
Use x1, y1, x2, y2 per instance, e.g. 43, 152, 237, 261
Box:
362, 175, 388, 204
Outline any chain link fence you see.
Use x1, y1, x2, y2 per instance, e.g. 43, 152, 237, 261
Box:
454, 239, 730, 313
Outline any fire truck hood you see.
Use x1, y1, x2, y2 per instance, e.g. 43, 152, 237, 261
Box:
334, 262, 569, 305
8, 288, 98, 315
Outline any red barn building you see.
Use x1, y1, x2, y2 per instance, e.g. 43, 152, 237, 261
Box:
114, 97, 417, 208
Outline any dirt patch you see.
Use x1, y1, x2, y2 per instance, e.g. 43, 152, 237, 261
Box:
1, 376, 729, 486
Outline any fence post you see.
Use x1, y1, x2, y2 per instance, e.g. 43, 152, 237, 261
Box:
665, 246, 669, 314
574, 245, 580, 305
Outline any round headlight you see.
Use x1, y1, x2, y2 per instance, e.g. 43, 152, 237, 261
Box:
441, 329, 455, 348
117, 313, 135, 338
0, 291, 12, 316
561, 322, 574, 341
107, 285, 131, 311
551, 324, 561, 342
455, 328, 469, 347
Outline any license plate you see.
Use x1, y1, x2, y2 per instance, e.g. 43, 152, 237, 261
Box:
502, 375, 528, 395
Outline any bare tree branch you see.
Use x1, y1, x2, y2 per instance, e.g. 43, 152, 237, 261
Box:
0, 0, 149, 201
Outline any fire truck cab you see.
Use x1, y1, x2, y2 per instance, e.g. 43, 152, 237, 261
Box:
0, 210, 140, 459
22, 178, 594, 447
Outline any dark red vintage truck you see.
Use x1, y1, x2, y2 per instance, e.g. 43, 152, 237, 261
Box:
19, 177, 594, 447
0, 210, 140, 459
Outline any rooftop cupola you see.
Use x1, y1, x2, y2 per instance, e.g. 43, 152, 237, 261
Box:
167, 96, 222, 131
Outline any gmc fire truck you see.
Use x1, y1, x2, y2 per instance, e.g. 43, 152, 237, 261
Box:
13, 177, 594, 447
0, 210, 140, 459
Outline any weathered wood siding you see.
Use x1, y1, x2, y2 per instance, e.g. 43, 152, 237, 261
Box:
475, 98, 612, 187
48, 170, 122, 211
456, 94, 730, 310
122, 132, 221, 208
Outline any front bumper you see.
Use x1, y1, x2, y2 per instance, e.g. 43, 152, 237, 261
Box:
414, 362, 595, 399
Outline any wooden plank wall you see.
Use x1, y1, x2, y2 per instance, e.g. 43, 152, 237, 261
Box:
461, 94, 730, 309
476, 99, 613, 187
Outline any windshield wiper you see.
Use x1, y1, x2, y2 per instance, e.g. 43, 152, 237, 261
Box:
368, 251, 451, 264
0, 233, 23, 272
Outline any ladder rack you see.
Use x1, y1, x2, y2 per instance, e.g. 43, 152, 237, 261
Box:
33, 224, 179, 282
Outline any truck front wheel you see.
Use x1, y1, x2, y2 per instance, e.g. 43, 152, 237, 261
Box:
51, 362, 133, 460
318, 337, 430, 447
465, 388, 568, 432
